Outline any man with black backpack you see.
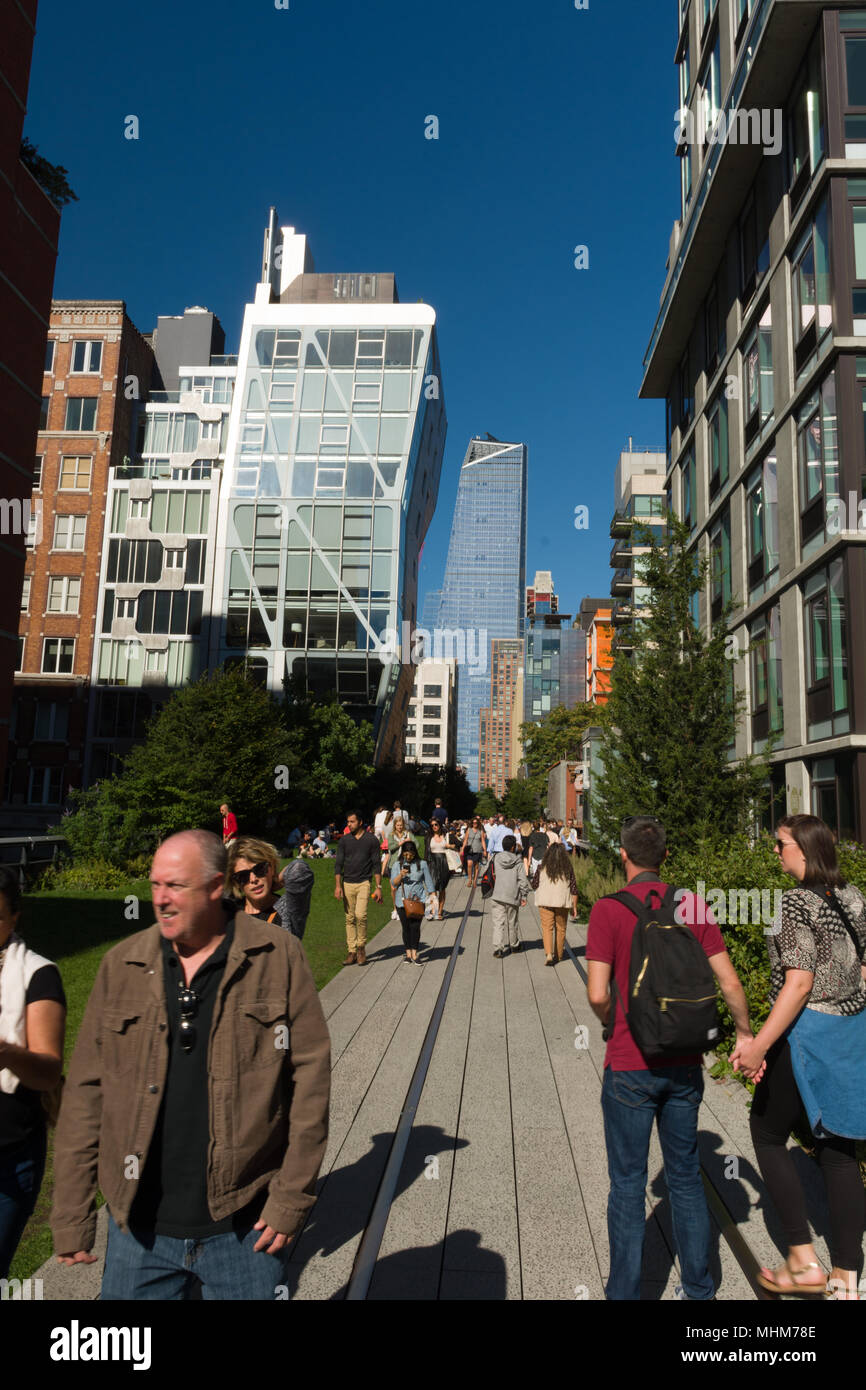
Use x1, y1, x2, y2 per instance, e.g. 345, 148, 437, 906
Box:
585, 816, 756, 1301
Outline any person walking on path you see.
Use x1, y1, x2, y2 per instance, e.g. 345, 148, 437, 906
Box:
731, 815, 866, 1300
334, 811, 382, 966
585, 815, 757, 1302
524, 821, 550, 878
385, 816, 415, 919
430, 799, 447, 827
490, 835, 529, 958
391, 841, 434, 964
227, 837, 314, 941
0, 866, 66, 1279
461, 817, 487, 889
428, 824, 451, 919
51, 830, 330, 1300
531, 843, 579, 965
220, 802, 238, 848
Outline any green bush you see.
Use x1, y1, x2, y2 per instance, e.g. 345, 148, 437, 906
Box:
572, 855, 625, 919
37, 858, 135, 893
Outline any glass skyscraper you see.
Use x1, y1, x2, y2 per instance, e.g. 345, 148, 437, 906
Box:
523, 571, 586, 722
433, 436, 527, 788
211, 214, 446, 763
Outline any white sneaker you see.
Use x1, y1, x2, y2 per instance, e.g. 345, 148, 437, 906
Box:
391, 909, 398, 919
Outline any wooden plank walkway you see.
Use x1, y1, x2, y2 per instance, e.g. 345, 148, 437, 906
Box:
35, 873, 856, 1300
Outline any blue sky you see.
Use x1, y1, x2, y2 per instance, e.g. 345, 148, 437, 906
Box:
27, 0, 679, 618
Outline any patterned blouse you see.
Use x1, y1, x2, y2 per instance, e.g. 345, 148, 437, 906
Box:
768, 883, 866, 1016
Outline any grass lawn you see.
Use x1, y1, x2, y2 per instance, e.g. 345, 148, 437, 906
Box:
7, 858, 396, 1282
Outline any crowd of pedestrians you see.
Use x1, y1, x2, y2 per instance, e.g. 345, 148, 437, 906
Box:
0, 793, 863, 1303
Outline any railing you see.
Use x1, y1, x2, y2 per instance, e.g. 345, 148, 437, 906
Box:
210, 355, 238, 366
0, 835, 67, 884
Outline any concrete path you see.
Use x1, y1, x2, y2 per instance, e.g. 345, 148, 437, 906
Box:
33, 874, 856, 1300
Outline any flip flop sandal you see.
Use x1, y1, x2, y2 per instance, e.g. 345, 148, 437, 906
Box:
756, 1263, 827, 1296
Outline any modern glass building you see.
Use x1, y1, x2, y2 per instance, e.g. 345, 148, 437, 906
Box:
642, 2, 866, 840
523, 571, 585, 721
434, 435, 528, 788
211, 213, 446, 764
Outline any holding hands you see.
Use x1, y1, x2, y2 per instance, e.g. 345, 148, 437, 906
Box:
730, 1030, 767, 1083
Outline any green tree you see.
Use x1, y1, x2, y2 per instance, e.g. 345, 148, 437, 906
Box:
59, 668, 300, 863
282, 693, 375, 826
520, 701, 603, 806
501, 777, 538, 821
20, 137, 78, 209
591, 515, 770, 859
474, 786, 500, 818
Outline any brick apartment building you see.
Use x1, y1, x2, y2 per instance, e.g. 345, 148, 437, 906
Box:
4, 302, 154, 828
0, 0, 61, 802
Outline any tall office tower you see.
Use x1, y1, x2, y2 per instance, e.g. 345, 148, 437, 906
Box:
86, 332, 233, 782
523, 570, 585, 721
478, 638, 523, 798
609, 446, 667, 656
211, 212, 446, 765
405, 658, 456, 766
3, 302, 154, 829
0, 0, 61, 803
642, 2, 866, 840
437, 435, 528, 788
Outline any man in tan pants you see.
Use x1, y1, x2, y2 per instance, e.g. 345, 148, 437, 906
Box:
334, 811, 382, 965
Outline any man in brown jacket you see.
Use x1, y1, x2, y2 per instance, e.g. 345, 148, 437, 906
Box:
50, 829, 331, 1300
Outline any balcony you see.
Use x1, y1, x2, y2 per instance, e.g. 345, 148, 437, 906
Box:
611, 601, 634, 627
609, 511, 632, 540
609, 537, 633, 565
611, 568, 632, 597
148, 391, 181, 404
210, 355, 238, 366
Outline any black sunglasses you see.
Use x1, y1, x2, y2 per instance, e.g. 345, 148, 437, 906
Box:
178, 984, 199, 1053
233, 860, 270, 886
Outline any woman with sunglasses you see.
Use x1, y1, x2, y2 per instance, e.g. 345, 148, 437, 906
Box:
390, 841, 434, 964
227, 837, 313, 940
731, 815, 866, 1299
0, 865, 66, 1279
461, 817, 487, 889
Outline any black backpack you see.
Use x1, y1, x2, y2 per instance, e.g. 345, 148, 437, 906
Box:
479, 858, 496, 899
604, 884, 720, 1057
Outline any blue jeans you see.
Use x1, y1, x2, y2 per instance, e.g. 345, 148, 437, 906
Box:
601, 1066, 714, 1301
102, 1213, 292, 1300
0, 1126, 47, 1279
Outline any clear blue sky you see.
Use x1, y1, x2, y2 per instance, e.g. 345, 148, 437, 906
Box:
27, 0, 679, 618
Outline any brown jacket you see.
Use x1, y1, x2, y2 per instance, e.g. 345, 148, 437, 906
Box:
50, 914, 331, 1255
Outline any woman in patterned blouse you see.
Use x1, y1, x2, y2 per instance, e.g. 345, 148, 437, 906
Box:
731, 815, 866, 1299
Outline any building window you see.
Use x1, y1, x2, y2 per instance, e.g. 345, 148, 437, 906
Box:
796, 370, 838, 552
422, 744, 439, 757
40, 396, 50, 430
47, 576, 81, 613
743, 303, 773, 447
709, 508, 731, 622
70, 340, 103, 374
791, 196, 831, 373
810, 755, 856, 841
788, 31, 825, 205
678, 350, 693, 429
27, 767, 64, 806
20, 575, 30, 612
680, 143, 692, 217
708, 394, 729, 498
145, 649, 168, 673
745, 453, 779, 597
129, 498, 149, 520
843, 13, 866, 156
64, 397, 98, 431
34, 702, 69, 741
735, 0, 754, 47
740, 193, 770, 304
750, 604, 783, 743
803, 559, 848, 739
44, 340, 55, 374
33, 456, 43, 490
705, 282, 721, 377
423, 724, 440, 737
698, 31, 721, 148
422, 684, 442, 698
681, 449, 696, 530
59, 456, 93, 490
42, 638, 75, 673
164, 549, 185, 570
52, 515, 87, 551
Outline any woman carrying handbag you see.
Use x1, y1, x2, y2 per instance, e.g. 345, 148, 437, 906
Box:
732, 815, 866, 1299
390, 841, 434, 964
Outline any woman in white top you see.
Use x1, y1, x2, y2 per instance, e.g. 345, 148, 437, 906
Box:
531, 844, 579, 966
428, 827, 451, 919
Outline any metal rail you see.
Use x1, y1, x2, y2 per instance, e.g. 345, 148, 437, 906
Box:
345, 883, 477, 1300
562, 938, 771, 1300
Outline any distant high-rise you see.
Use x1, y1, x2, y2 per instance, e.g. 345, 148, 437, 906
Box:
479, 638, 523, 798
436, 436, 527, 788
523, 570, 585, 722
